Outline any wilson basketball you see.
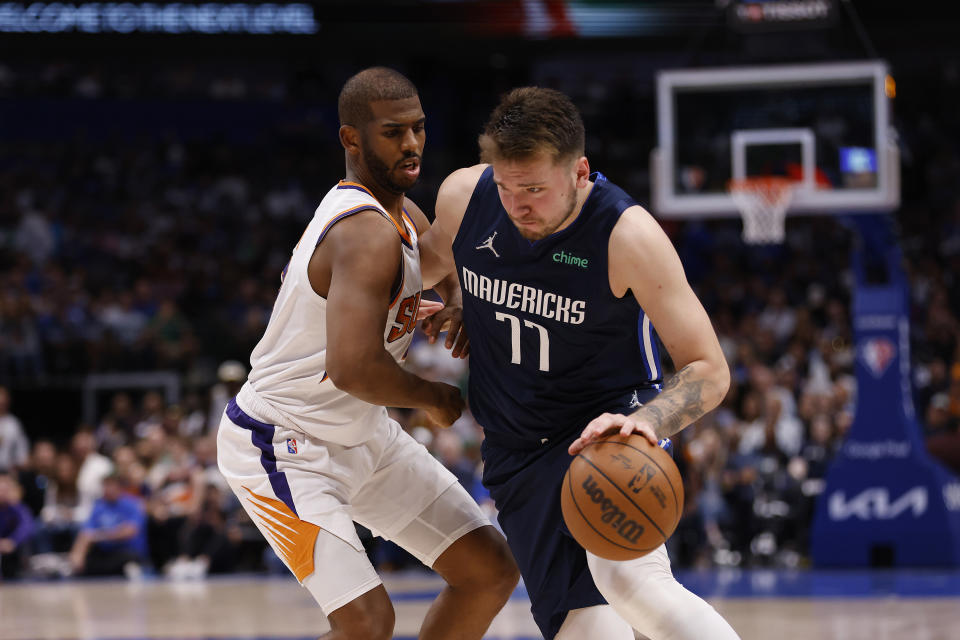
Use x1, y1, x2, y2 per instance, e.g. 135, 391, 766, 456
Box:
561, 433, 684, 561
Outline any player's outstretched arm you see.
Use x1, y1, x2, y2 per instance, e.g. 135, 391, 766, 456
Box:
569, 206, 729, 454
313, 210, 464, 427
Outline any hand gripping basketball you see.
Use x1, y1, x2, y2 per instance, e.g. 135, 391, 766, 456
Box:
561, 433, 684, 561
568, 412, 658, 456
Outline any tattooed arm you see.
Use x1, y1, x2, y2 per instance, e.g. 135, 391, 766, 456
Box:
569, 206, 729, 455
630, 363, 718, 440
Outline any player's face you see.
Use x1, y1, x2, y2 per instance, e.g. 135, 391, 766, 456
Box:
360, 97, 425, 195
492, 153, 589, 241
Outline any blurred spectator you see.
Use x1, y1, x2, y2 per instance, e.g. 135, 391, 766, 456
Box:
134, 391, 165, 439
167, 483, 239, 579
678, 426, 727, 567
925, 392, 955, 436
927, 392, 960, 475
799, 414, 837, 482
17, 440, 56, 517
0, 296, 44, 379
433, 428, 478, 495
949, 372, 960, 423
71, 429, 113, 521
111, 446, 150, 498
98, 292, 148, 348
206, 360, 247, 433
68, 473, 147, 578
192, 436, 228, 493
178, 392, 208, 438
758, 289, 797, 346
738, 365, 804, 457
160, 405, 186, 437
0, 474, 35, 580
36, 452, 83, 553
95, 393, 139, 455
146, 300, 196, 369
406, 335, 469, 387
146, 436, 196, 572
0, 387, 29, 473
14, 209, 55, 265
915, 358, 950, 417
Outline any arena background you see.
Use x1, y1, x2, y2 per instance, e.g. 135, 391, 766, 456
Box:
1, 1, 960, 638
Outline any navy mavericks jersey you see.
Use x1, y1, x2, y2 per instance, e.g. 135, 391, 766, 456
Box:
454, 166, 663, 445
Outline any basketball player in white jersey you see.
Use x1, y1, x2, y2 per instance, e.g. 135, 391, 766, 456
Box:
217, 67, 518, 640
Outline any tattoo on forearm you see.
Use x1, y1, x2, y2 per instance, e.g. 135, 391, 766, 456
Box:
634, 364, 708, 439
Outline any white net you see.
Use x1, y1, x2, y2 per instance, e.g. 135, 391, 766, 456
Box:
728, 177, 795, 245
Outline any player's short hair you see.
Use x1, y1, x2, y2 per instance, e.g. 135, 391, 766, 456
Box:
479, 87, 585, 164
338, 67, 419, 128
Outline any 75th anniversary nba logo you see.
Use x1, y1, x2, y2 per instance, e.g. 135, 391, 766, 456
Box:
859, 337, 896, 378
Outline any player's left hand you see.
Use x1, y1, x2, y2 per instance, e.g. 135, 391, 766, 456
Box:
568, 412, 658, 456
419, 301, 470, 359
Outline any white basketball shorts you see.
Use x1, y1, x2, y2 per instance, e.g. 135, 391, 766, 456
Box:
216, 397, 490, 614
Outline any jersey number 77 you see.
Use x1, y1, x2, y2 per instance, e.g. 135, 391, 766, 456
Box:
495, 311, 550, 372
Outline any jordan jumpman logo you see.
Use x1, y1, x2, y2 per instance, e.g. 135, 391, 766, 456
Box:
476, 231, 500, 257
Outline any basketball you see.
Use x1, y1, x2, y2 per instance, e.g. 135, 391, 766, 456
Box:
561, 433, 684, 561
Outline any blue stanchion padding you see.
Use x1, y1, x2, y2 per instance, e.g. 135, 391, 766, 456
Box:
811, 215, 960, 567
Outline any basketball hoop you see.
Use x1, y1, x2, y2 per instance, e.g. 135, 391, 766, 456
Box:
728, 177, 795, 245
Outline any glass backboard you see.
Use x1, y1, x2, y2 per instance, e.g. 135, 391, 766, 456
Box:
652, 60, 899, 218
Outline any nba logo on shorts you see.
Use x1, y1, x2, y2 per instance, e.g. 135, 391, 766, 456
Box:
286, 438, 298, 454
860, 337, 896, 378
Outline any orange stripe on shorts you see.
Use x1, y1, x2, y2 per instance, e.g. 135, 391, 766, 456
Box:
242, 486, 320, 581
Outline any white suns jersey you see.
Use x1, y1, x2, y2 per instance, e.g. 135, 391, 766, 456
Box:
237, 180, 423, 446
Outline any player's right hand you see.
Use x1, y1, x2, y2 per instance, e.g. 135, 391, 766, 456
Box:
568, 412, 658, 456
425, 382, 465, 428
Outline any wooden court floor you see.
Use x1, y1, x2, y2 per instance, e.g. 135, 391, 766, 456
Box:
2, 571, 959, 640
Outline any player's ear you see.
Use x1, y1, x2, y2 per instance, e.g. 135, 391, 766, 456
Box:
574, 156, 590, 188
339, 124, 361, 154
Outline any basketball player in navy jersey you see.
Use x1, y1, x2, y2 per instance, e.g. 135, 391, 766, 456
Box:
420, 88, 741, 639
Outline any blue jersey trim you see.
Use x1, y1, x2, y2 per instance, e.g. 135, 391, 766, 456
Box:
638, 310, 662, 382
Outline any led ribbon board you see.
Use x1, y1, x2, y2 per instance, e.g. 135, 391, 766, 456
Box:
0, 2, 318, 34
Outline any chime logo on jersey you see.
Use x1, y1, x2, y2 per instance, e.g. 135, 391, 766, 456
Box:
461, 266, 586, 325
552, 249, 589, 269
286, 438, 297, 454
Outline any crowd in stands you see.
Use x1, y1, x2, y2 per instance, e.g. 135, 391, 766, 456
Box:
1, 55, 959, 580
0, 372, 266, 581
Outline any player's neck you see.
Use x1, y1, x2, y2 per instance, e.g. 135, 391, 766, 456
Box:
576, 180, 595, 213
344, 167, 405, 219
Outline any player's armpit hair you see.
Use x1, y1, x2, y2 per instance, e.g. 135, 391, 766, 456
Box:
338, 67, 418, 128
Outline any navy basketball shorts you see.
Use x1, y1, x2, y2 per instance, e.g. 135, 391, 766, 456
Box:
481, 431, 606, 640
